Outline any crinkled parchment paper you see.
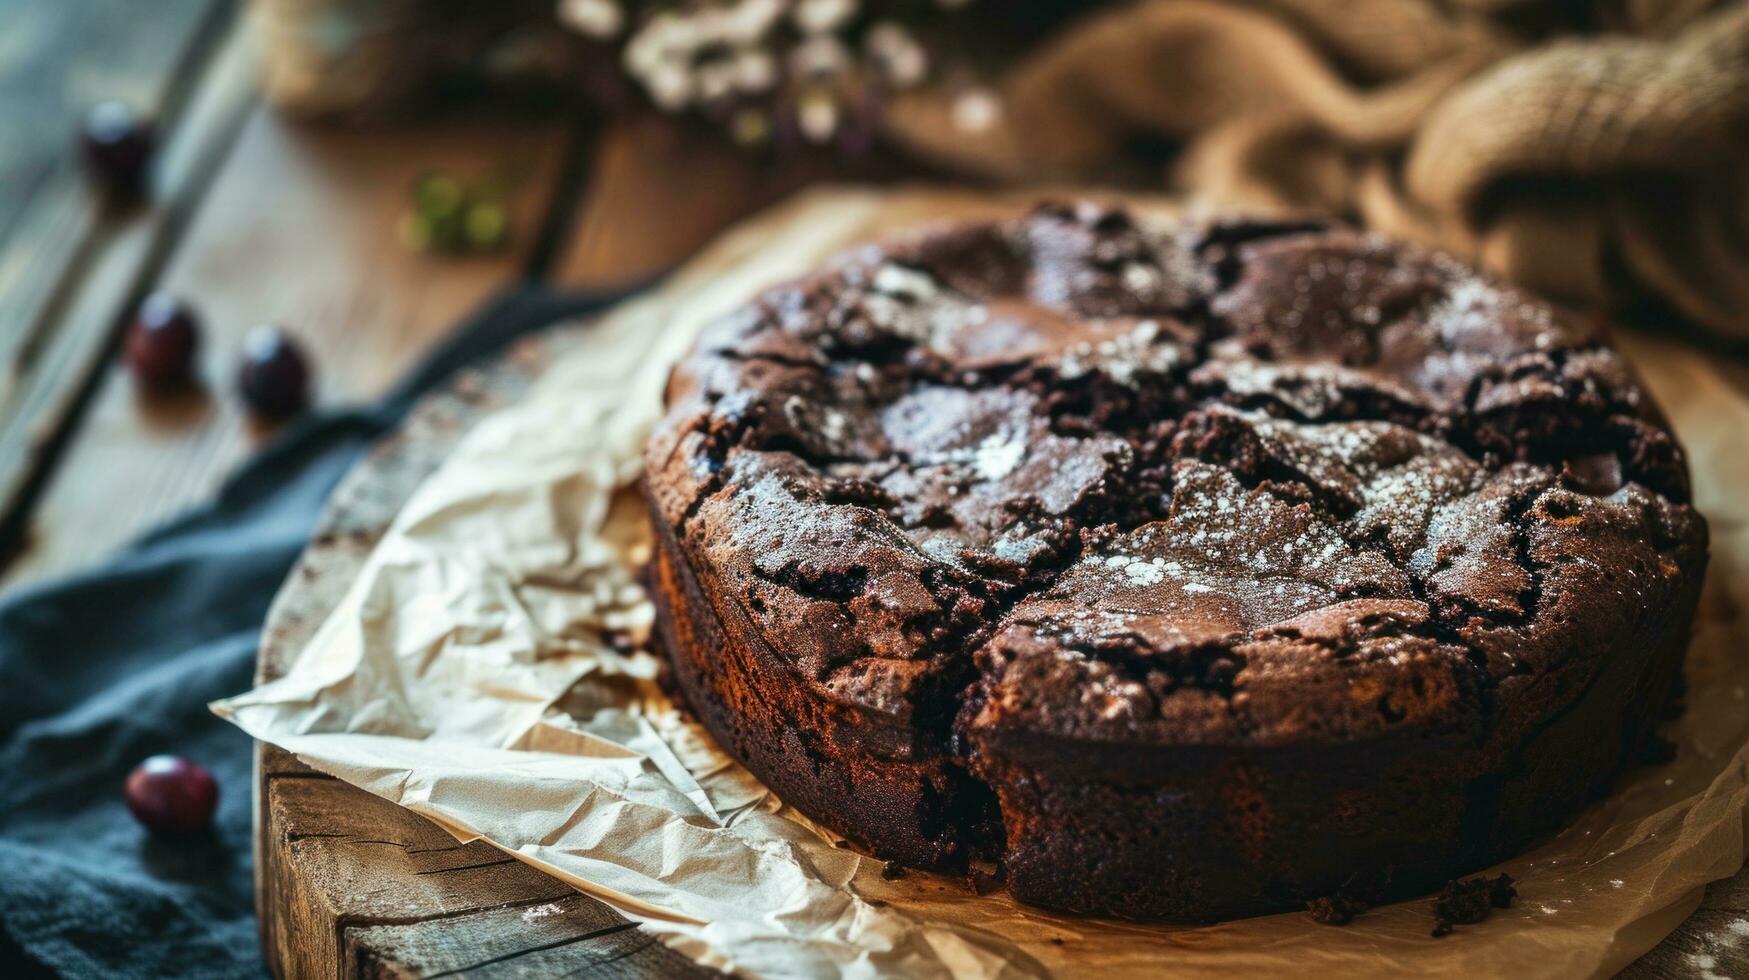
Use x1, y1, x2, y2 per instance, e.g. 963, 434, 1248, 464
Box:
215, 187, 1749, 979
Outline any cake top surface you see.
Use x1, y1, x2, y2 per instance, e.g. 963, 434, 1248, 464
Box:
644, 202, 1705, 752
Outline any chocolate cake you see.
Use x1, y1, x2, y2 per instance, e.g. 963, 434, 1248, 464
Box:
642, 202, 1707, 921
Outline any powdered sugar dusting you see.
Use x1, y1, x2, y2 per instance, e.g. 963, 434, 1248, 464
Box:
973, 429, 1027, 481
872, 263, 938, 301
1058, 318, 1181, 385
862, 262, 977, 354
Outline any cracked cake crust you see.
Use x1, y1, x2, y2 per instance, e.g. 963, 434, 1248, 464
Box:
641, 203, 1707, 920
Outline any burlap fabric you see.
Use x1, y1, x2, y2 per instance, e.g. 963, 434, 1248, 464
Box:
888, 0, 1749, 341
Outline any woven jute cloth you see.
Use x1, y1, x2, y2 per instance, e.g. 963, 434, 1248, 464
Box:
889, 0, 1749, 341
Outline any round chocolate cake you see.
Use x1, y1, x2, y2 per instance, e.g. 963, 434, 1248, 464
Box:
642, 202, 1707, 921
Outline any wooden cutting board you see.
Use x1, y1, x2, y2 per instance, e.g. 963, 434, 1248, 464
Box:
252, 326, 713, 979
250, 306, 1746, 980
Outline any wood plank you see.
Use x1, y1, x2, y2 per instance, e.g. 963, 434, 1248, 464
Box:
1622, 908, 1749, 979
263, 775, 588, 979
0, 0, 232, 559
346, 894, 708, 979
0, 9, 256, 571
269, 777, 581, 918
1624, 878, 1749, 979
0, 104, 571, 588
1702, 866, 1749, 913
0, 0, 221, 238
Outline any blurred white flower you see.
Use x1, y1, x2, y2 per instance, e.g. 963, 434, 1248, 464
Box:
642, 58, 695, 109
722, 0, 786, 43
789, 34, 851, 79
734, 47, 778, 93
797, 87, 840, 142
623, 14, 690, 76
567, 0, 987, 153
865, 22, 926, 88
795, 0, 857, 35
557, 0, 624, 39
695, 56, 740, 102
952, 87, 1001, 132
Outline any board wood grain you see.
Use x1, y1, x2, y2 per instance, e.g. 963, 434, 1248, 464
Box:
254, 329, 710, 979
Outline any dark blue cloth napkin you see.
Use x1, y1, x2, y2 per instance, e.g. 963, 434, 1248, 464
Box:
0, 284, 641, 979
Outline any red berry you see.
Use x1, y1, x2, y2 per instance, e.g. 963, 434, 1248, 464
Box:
236, 325, 310, 419
124, 756, 218, 835
124, 293, 201, 391
80, 101, 154, 198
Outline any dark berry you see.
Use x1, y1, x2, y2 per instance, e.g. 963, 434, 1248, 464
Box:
124, 293, 201, 391
124, 755, 218, 835
80, 101, 154, 198
236, 325, 310, 419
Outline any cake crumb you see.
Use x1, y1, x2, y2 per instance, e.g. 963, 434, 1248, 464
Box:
1306, 889, 1370, 926
1431, 873, 1516, 937
966, 864, 1005, 895
881, 862, 907, 880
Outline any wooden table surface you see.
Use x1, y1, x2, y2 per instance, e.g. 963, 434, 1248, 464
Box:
1, 2, 1744, 976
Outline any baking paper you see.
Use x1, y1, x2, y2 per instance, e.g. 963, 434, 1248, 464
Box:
214, 188, 1749, 978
